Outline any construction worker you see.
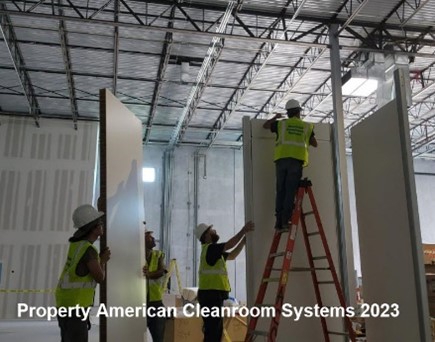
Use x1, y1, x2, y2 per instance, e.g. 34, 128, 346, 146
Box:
263, 99, 318, 231
55, 204, 111, 342
195, 221, 254, 342
143, 226, 167, 342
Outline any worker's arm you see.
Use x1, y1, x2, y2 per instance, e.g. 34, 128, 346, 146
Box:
309, 134, 318, 147
223, 221, 254, 252
87, 247, 111, 284
143, 254, 167, 280
227, 237, 246, 260
263, 114, 282, 129
309, 131, 317, 147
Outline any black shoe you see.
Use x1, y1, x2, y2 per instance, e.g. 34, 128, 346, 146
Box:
276, 225, 289, 233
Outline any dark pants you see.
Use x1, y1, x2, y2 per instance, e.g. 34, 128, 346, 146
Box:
275, 157, 303, 228
197, 290, 227, 342
58, 314, 89, 342
147, 300, 166, 342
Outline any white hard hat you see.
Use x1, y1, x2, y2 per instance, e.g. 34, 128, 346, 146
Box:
72, 204, 104, 229
285, 99, 301, 110
195, 223, 212, 241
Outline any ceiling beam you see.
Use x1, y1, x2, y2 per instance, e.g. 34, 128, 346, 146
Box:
205, 0, 309, 149
144, 6, 175, 144
113, 0, 120, 95
0, 3, 40, 126
167, 0, 243, 147
3, 4, 435, 56
58, 0, 78, 129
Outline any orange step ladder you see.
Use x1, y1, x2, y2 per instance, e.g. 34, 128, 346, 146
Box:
245, 178, 356, 342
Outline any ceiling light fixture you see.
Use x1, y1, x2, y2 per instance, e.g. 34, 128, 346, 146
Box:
342, 70, 378, 97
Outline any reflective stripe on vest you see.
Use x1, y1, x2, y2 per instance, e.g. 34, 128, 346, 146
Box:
55, 241, 98, 308
274, 117, 313, 166
198, 244, 231, 292
147, 250, 165, 302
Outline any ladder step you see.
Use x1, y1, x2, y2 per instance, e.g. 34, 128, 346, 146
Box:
312, 256, 327, 260
291, 267, 330, 272
303, 211, 315, 216
269, 252, 285, 258
307, 231, 320, 237
263, 277, 280, 283
328, 331, 349, 336
317, 281, 334, 285
250, 330, 269, 337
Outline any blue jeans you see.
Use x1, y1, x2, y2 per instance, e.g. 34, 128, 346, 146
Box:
275, 157, 303, 228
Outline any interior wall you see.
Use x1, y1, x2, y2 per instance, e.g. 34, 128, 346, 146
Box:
102, 90, 146, 341
142, 145, 247, 301
243, 118, 354, 341
351, 97, 430, 341
0, 115, 98, 319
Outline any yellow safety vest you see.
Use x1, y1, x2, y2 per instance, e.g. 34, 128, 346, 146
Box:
147, 250, 165, 302
274, 117, 314, 166
198, 244, 231, 292
55, 241, 98, 308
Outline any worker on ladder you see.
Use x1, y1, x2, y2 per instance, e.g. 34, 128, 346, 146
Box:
195, 221, 254, 342
143, 223, 167, 342
263, 99, 317, 232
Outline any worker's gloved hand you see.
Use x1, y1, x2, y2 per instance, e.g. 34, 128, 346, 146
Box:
142, 265, 149, 277
100, 247, 111, 263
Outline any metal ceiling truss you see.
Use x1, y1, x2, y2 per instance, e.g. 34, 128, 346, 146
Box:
300, 0, 435, 154
58, 0, 78, 129
167, 0, 244, 147
205, 0, 310, 149
143, 6, 175, 144
113, 0, 120, 95
0, 2, 40, 126
3, 0, 435, 50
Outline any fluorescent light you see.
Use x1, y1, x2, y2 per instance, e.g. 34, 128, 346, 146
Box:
342, 77, 366, 96
342, 71, 378, 97
142, 167, 155, 182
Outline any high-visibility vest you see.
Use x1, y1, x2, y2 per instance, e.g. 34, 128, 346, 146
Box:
147, 250, 165, 302
274, 117, 314, 166
198, 244, 231, 292
55, 241, 98, 308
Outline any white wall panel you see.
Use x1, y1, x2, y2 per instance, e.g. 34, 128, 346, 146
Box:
244, 118, 353, 341
102, 90, 146, 341
351, 97, 430, 341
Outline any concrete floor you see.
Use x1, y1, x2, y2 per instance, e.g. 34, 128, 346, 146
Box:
0, 320, 98, 342
0, 320, 152, 342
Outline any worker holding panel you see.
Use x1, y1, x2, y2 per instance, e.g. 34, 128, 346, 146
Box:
195, 221, 254, 342
263, 99, 318, 232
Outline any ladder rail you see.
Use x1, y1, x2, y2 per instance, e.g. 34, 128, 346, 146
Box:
267, 185, 305, 342
306, 185, 356, 341
300, 213, 330, 342
246, 230, 282, 341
